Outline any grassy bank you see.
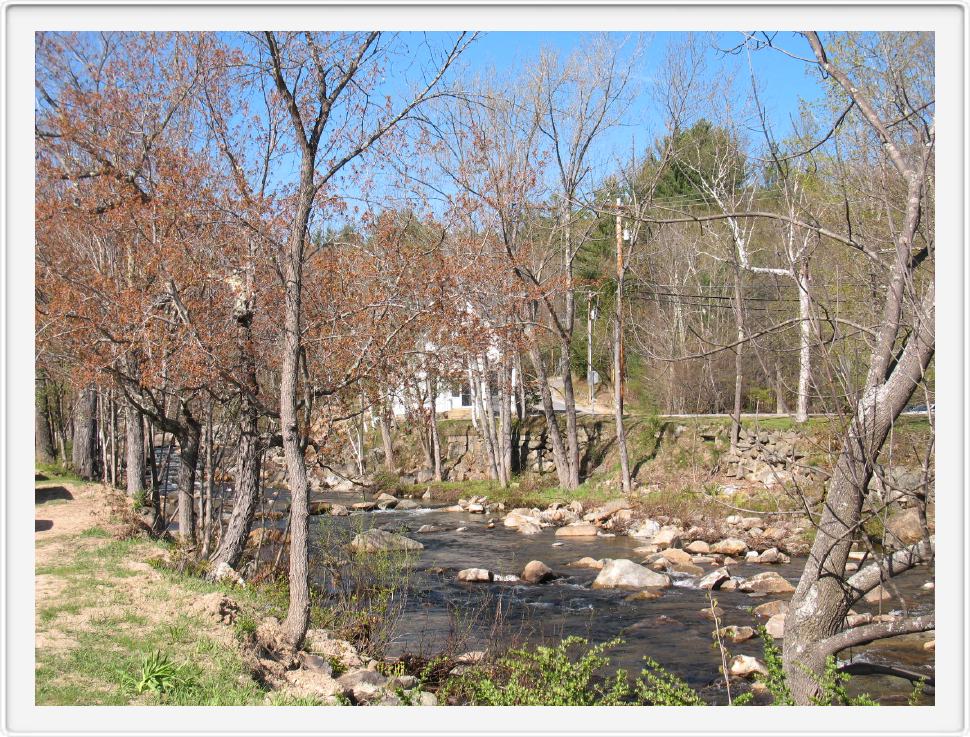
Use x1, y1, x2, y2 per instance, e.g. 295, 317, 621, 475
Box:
34, 477, 311, 705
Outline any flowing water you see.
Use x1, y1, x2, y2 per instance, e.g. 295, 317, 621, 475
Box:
283, 492, 935, 705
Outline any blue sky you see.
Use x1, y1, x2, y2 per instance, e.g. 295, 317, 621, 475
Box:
456, 31, 823, 147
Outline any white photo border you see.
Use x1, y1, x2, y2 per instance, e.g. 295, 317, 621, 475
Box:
3, 2, 965, 735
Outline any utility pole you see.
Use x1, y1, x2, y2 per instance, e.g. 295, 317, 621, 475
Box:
586, 291, 594, 408
614, 197, 632, 493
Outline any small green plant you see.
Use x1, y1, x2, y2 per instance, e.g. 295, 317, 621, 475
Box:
755, 627, 794, 705
233, 613, 258, 641
635, 656, 705, 705
908, 676, 927, 706
809, 657, 878, 706
455, 637, 632, 706
135, 651, 184, 695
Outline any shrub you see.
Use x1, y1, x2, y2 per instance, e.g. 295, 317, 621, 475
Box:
454, 636, 631, 706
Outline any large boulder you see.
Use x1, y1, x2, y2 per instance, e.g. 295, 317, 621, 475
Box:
652, 527, 683, 549
765, 612, 786, 639
591, 559, 671, 590
349, 529, 424, 554
739, 571, 795, 595
308, 500, 331, 515
753, 600, 789, 618
728, 655, 768, 679
395, 499, 421, 510
685, 540, 710, 554
885, 508, 926, 546
555, 523, 599, 538
304, 630, 364, 670
521, 560, 555, 584
659, 548, 692, 566
583, 499, 631, 523
457, 568, 493, 582
711, 538, 748, 556
337, 668, 390, 704
504, 509, 542, 529
864, 585, 892, 604
516, 521, 543, 535
718, 625, 755, 644
697, 568, 731, 590
567, 556, 605, 570
628, 519, 661, 540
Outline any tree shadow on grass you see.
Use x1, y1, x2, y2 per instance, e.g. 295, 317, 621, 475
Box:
36, 486, 73, 505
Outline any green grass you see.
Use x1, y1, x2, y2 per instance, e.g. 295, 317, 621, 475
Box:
34, 526, 288, 706
35, 462, 83, 486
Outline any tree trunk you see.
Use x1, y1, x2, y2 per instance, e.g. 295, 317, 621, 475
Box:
280, 158, 315, 650
72, 385, 98, 479
472, 356, 502, 484
428, 374, 442, 481
175, 416, 200, 546
795, 260, 812, 423
35, 374, 56, 465
614, 208, 632, 494
378, 396, 396, 473
774, 363, 790, 415
209, 296, 262, 572
126, 401, 146, 500
526, 338, 571, 488
560, 345, 581, 488
200, 399, 216, 557
783, 288, 935, 703
730, 274, 744, 451
498, 357, 513, 483
210, 401, 261, 572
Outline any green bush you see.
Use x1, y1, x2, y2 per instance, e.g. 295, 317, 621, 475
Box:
455, 637, 632, 706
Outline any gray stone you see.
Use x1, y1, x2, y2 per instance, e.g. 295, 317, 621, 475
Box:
591, 559, 671, 589
349, 529, 424, 554
457, 568, 493, 582
697, 568, 731, 590
337, 668, 389, 703
740, 571, 795, 595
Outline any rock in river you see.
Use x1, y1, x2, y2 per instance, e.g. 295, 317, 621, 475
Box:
591, 559, 671, 590
753, 600, 789, 618
521, 560, 555, 584
697, 568, 730, 590
719, 625, 755, 643
765, 612, 786, 639
567, 556, 605, 570
728, 655, 768, 678
457, 568, 493, 582
349, 529, 424, 554
555, 523, 599, 538
711, 538, 748, 556
739, 571, 795, 595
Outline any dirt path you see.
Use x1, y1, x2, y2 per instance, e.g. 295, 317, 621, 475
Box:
33, 479, 270, 705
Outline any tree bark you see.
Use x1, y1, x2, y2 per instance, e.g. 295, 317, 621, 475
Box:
35, 374, 56, 465
175, 412, 201, 546
526, 337, 571, 488
71, 385, 98, 479
429, 374, 443, 482
783, 288, 935, 703
472, 355, 502, 484
279, 158, 315, 650
614, 204, 632, 493
378, 396, 396, 473
560, 345, 581, 487
209, 289, 263, 571
795, 260, 812, 423
125, 401, 146, 500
